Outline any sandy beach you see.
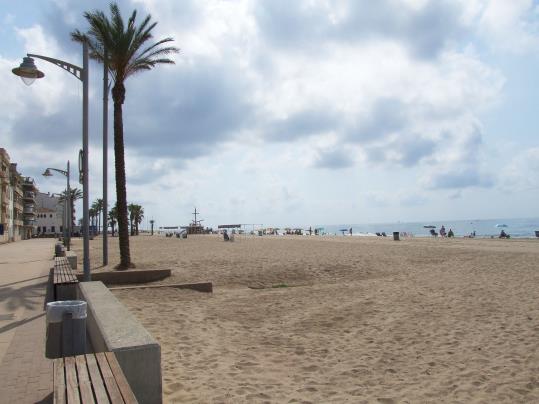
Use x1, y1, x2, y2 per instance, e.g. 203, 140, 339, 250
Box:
73, 235, 539, 403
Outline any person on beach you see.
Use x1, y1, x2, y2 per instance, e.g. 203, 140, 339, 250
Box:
448, 228, 454, 238
499, 230, 510, 239
349, 227, 352, 235
440, 225, 447, 237
223, 230, 230, 241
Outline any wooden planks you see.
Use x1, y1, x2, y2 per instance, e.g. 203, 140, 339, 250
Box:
53, 353, 138, 404
104, 352, 138, 404
54, 256, 79, 285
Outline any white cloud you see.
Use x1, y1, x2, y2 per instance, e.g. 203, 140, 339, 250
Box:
499, 147, 539, 192
476, 0, 539, 53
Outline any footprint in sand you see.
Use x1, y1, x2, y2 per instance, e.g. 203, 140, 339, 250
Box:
302, 365, 319, 372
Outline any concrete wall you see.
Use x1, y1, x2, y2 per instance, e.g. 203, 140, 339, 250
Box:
78, 281, 162, 404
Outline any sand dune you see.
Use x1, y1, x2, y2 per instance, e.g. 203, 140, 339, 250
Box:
74, 235, 539, 402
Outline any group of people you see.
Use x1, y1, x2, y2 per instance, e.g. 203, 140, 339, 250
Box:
436, 226, 510, 239
438, 225, 454, 238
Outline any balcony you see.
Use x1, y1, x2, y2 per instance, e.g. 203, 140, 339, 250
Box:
23, 218, 36, 226
23, 191, 35, 200
23, 206, 35, 214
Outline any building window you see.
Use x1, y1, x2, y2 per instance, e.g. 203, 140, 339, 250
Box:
50, 214, 53, 218
60, 226, 63, 232
43, 226, 47, 233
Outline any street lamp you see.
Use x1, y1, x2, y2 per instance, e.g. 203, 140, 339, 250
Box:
13, 44, 91, 281
43, 163, 71, 250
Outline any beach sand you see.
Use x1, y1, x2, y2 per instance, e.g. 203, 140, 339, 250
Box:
73, 235, 539, 403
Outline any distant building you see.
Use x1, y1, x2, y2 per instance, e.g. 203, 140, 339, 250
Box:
9, 163, 24, 241
0, 148, 11, 243
22, 176, 37, 239
35, 192, 64, 236
0, 148, 39, 242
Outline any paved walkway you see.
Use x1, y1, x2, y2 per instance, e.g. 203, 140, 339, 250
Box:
0, 238, 56, 403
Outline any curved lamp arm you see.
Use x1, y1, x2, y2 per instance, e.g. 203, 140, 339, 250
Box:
27, 53, 83, 81
45, 167, 68, 177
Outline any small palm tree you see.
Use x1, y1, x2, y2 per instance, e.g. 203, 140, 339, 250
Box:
72, 3, 179, 269
89, 208, 96, 236
109, 205, 118, 237
134, 205, 144, 235
60, 188, 83, 229
127, 203, 136, 236
92, 198, 104, 234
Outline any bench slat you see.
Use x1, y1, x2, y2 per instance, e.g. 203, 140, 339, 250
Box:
85, 354, 111, 404
54, 358, 67, 404
95, 352, 125, 403
65, 357, 81, 404
76, 355, 96, 404
105, 352, 138, 404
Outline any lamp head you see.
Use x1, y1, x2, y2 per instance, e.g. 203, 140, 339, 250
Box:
12, 57, 45, 86
42, 168, 53, 177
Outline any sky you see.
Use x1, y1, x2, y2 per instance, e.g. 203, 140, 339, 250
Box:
1, 0, 538, 229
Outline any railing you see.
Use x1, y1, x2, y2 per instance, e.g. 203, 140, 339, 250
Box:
23, 206, 35, 214
23, 191, 35, 199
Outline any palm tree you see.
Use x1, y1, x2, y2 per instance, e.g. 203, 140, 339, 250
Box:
72, 3, 179, 269
89, 208, 96, 236
60, 188, 83, 229
92, 198, 104, 234
127, 203, 136, 236
134, 204, 144, 235
109, 205, 118, 237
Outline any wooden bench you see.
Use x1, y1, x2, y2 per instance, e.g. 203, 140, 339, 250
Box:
54, 352, 138, 404
54, 256, 79, 300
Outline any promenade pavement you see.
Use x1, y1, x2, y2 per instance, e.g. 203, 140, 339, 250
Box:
0, 238, 56, 403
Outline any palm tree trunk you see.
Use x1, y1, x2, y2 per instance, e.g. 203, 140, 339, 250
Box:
112, 82, 132, 269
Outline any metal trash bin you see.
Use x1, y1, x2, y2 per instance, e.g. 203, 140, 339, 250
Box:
393, 231, 400, 241
46, 300, 87, 359
55, 243, 65, 257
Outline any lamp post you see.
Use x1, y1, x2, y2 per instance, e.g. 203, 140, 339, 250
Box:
13, 44, 91, 281
43, 163, 71, 250
102, 49, 109, 266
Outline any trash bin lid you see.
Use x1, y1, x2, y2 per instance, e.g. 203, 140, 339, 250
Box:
46, 300, 87, 323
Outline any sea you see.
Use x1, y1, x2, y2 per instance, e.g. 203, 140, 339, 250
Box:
316, 217, 539, 238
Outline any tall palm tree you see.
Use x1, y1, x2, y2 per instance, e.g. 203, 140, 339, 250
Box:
109, 205, 118, 237
72, 3, 179, 269
60, 188, 83, 229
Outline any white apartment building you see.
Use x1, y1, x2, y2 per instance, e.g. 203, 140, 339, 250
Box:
35, 192, 65, 236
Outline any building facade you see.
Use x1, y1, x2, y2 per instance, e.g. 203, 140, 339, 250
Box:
35, 192, 64, 236
0, 148, 39, 242
22, 177, 37, 239
0, 148, 11, 243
